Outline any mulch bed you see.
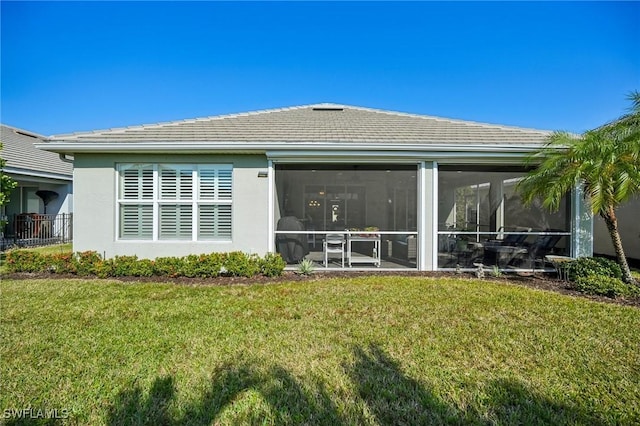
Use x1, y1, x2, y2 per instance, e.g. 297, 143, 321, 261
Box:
3, 270, 639, 308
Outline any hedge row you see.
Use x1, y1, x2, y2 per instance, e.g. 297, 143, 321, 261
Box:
565, 257, 639, 298
4, 250, 286, 279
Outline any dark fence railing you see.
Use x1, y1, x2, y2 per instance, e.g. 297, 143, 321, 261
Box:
1, 213, 73, 250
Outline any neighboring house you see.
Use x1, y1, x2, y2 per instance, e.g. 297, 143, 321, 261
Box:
593, 197, 640, 265
1, 124, 73, 246
38, 104, 593, 270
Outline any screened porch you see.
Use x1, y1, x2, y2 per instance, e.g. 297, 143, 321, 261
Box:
274, 164, 419, 269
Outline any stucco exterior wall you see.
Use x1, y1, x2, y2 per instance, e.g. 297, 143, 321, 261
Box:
73, 153, 270, 259
593, 196, 640, 262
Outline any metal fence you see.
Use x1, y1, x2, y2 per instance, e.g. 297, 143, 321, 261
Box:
1, 213, 73, 250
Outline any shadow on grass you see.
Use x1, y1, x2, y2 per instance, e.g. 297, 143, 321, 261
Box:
348, 344, 606, 425
106, 364, 343, 425
105, 344, 605, 425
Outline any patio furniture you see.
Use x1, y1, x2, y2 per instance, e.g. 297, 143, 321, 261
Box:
392, 235, 417, 261
545, 255, 574, 281
483, 228, 532, 267
324, 233, 345, 267
516, 233, 564, 270
348, 233, 381, 267
276, 216, 309, 263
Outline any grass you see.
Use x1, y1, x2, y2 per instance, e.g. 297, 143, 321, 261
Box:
1, 276, 639, 425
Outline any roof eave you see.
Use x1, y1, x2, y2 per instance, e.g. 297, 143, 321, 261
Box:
36, 141, 547, 155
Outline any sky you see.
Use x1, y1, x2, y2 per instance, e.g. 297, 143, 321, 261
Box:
1, 1, 638, 136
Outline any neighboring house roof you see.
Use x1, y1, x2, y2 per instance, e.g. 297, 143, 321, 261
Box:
1, 124, 73, 180
46, 103, 551, 148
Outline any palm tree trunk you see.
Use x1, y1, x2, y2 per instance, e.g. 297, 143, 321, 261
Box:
601, 207, 637, 285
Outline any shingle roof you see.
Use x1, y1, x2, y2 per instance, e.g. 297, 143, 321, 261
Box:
49, 103, 551, 145
1, 124, 73, 177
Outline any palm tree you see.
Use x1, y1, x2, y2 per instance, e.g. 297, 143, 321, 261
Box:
517, 92, 640, 285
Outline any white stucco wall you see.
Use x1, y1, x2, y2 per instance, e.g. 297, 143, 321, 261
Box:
593, 196, 640, 261
73, 153, 270, 259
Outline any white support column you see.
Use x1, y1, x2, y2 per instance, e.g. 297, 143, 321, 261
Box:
417, 161, 436, 271
267, 160, 274, 252
488, 177, 504, 233
571, 185, 593, 258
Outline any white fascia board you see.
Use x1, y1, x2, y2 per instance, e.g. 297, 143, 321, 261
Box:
3, 167, 73, 182
36, 141, 545, 155
266, 150, 535, 164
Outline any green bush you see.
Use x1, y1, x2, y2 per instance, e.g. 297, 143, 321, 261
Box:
46, 253, 77, 274
154, 256, 184, 277
5, 249, 286, 280
223, 251, 261, 277
573, 274, 637, 298
4, 250, 47, 273
567, 257, 622, 282
74, 251, 103, 276
261, 252, 286, 277
98, 255, 154, 277
296, 258, 315, 276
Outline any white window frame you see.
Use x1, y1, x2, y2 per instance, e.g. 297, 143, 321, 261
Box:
116, 163, 232, 241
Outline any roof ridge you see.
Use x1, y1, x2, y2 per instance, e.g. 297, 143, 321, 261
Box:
49, 102, 552, 140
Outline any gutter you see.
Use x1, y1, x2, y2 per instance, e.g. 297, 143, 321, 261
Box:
59, 153, 74, 163
36, 141, 548, 155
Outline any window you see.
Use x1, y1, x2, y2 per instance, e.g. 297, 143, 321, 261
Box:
117, 164, 232, 241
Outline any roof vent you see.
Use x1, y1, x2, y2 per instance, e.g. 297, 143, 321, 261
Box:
312, 107, 344, 111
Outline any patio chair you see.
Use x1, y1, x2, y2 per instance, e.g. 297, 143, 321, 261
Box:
484, 227, 532, 248
514, 232, 564, 270
482, 227, 532, 267
276, 215, 309, 263
324, 233, 345, 267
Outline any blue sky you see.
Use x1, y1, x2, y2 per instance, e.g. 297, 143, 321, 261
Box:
1, 1, 638, 136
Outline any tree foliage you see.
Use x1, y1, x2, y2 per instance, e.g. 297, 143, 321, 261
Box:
0, 143, 18, 207
517, 92, 640, 285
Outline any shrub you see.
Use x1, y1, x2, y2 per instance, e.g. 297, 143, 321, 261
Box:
100, 255, 155, 277
573, 274, 637, 298
74, 251, 103, 276
46, 253, 77, 274
187, 253, 226, 278
567, 257, 622, 282
296, 258, 315, 276
224, 251, 261, 277
4, 250, 47, 273
261, 252, 286, 277
154, 256, 185, 277
5, 249, 287, 280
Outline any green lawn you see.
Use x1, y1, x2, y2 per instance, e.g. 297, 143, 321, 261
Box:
1, 277, 639, 425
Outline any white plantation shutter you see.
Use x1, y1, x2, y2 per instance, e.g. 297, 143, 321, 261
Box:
198, 165, 233, 239
198, 204, 232, 239
119, 204, 153, 239
217, 167, 232, 200
159, 204, 193, 239
121, 165, 153, 199
198, 166, 232, 200
118, 164, 232, 241
160, 166, 193, 199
